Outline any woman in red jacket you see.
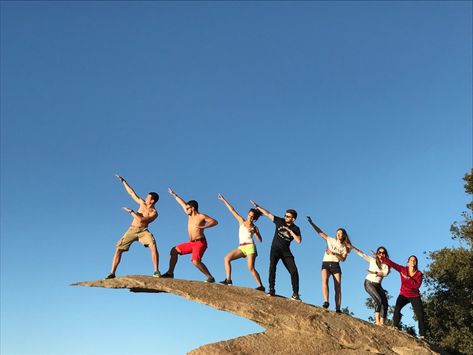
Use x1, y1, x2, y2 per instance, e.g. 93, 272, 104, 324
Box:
380, 254, 425, 339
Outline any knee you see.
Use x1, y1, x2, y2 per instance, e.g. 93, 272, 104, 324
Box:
192, 259, 201, 266
224, 255, 231, 263
248, 265, 255, 273
170, 247, 178, 255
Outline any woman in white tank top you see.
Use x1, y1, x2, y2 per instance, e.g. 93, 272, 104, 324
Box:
218, 194, 265, 291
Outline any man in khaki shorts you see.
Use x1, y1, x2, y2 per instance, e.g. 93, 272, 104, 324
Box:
105, 175, 161, 279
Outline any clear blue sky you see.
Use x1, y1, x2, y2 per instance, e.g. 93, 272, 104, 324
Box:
1, 1, 471, 354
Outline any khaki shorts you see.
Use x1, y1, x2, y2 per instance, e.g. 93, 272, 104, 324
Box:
116, 227, 156, 251
238, 243, 257, 257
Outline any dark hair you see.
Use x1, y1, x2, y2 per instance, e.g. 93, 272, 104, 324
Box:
286, 209, 298, 220
187, 200, 199, 211
337, 228, 351, 252
148, 192, 159, 203
248, 208, 262, 221
408, 255, 418, 271
376, 246, 390, 271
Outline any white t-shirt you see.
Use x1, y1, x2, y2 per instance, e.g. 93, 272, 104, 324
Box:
354, 249, 390, 283
323, 237, 348, 262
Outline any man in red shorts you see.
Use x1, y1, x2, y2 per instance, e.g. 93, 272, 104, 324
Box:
161, 188, 218, 282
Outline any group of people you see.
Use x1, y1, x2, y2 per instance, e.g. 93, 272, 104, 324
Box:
104, 175, 426, 339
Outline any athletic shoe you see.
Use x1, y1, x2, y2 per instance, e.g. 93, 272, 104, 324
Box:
291, 293, 301, 301
205, 276, 215, 283
161, 272, 174, 279
255, 286, 266, 292
335, 308, 342, 313
152, 271, 161, 278
267, 289, 276, 297
104, 273, 115, 280
219, 279, 233, 285
322, 302, 330, 309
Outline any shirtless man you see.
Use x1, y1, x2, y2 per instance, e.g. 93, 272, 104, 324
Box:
105, 175, 161, 279
161, 188, 218, 282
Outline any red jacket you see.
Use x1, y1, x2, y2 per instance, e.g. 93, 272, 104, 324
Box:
380, 256, 423, 298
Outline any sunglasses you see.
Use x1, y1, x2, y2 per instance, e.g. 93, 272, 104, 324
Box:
284, 215, 293, 219
377, 251, 386, 255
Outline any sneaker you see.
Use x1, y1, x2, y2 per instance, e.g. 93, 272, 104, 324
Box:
255, 286, 266, 292
267, 289, 276, 297
219, 279, 233, 285
161, 272, 174, 279
322, 302, 329, 309
335, 308, 342, 313
152, 271, 161, 278
104, 273, 115, 280
291, 293, 301, 301
205, 276, 215, 283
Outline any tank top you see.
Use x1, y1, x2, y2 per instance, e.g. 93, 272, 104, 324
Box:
238, 224, 254, 245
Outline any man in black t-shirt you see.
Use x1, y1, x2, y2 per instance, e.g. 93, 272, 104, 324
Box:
250, 200, 302, 300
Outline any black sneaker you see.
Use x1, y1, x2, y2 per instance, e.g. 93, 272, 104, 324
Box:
104, 273, 115, 280
335, 308, 342, 313
291, 293, 301, 301
267, 289, 275, 297
255, 286, 265, 292
205, 276, 215, 283
161, 272, 174, 279
322, 302, 329, 309
219, 279, 233, 285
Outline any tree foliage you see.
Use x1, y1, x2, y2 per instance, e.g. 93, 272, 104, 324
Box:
423, 169, 473, 355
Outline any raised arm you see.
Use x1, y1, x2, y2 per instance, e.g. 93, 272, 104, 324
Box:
218, 194, 244, 224
307, 216, 329, 241
116, 175, 143, 204
168, 188, 187, 211
250, 200, 274, 221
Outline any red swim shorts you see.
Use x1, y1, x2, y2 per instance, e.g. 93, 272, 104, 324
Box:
176, 238, 208, 262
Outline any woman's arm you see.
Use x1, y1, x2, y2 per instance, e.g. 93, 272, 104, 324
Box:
351, 245, 371, 262
307, 216, 329, 241
218, 194, 244, 224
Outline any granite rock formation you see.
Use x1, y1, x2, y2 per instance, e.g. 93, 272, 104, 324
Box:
73, 276, 439, 354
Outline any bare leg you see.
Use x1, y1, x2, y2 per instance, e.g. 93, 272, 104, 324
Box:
333, 272, 342, 309
224, 249, 245, 280
111, 249, 124, 274
167, 247, 180, 274
192, 260, 212, 278
149, 242, 159, 272
375, 312, 381, 325
321, 269, 330, 303
247, 253, 263, 287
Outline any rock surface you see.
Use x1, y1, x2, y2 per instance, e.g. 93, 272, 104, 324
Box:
73, 276, 438, 354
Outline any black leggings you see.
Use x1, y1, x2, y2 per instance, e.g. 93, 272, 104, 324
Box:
364, 279, 388, 319
269, 248, 299, 294
393, 294, 425, 337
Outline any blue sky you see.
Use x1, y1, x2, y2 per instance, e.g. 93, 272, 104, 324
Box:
1, 1, 471, 354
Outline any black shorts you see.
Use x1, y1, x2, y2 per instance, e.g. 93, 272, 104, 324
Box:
321, 261, 342, 275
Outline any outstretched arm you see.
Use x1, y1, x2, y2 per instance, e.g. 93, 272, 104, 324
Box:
250, 200, 274, 222
218, 194, 244, 224
168, 188, 187, 211
351, 245, 371, 262
307, 216, 329, 241
116, 175, 143, 204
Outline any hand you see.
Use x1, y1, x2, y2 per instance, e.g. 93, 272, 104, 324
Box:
307, 216, 313, 223
116, 174, 125, 182
168, 188, 175, 196
250, 200, 258, 207
217, 194, 224, 201
122, 207, 133, 213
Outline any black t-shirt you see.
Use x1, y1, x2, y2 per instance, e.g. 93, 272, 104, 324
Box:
271, 216, 301, 250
